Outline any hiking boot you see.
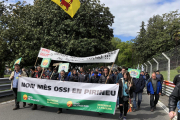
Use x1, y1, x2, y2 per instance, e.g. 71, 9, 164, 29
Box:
28, 103, 33, 106
98, 112, 102, 115
151, 108, 154, 112
23, 103, 26, 108
57, 110, 62, 114
13, 107, 19, 110
41, 106, 45, 108
119, 113, 123, 119
31, 105, 37, 110
57, 108, 62, 114
133, 109, 136, 112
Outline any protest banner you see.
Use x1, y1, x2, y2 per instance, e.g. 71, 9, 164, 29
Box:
58, 63, 69, 72
17, 77, 119, 114
13, 57, 22, 68
51, 0, 81, 18
128, 68, 141, 78
38, 48, 119, 63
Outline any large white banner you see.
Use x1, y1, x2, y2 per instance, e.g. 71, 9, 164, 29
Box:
38, 48, 119, 63
17, 77, 119, 114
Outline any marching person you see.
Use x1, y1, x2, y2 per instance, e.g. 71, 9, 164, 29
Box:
50, 68, 59, 80
30, 66, 36, 78
117, 72, 135, 120
58, 70, 69, 81
32, 66, 47, 110
169, 83, 180, 120
9, 64, 28, 110
89, 71, 100, 83
78, 67, 89, 82
89, 70, 94, 79
147, 73, 162, 112
132, 72, 145, 112
69, 69, 79, 82
99, 67, 114, 84
57, 70, 69, 114
115, 67, 126, 109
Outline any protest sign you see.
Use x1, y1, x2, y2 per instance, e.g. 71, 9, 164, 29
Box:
128, 68, 141, 78
58, 63, 69, 72
13, 57, 22, 68
41, 58, 51, 68
38, 48, 119, 63
17, 77, 119, 114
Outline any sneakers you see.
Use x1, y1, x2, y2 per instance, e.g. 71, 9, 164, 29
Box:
13, 106, 20, 110
119, 113, 123, 119
123, 117, 126, 120
117, 105, 119, 109
132, 109, 136, 112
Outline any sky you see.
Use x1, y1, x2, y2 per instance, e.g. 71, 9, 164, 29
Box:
4, 0, 180, 41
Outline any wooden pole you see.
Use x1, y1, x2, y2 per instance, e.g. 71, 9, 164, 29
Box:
34, 57, 39, 67
50, 65, 58, 80
40, 68, 44, 78
105, 62, 114, 84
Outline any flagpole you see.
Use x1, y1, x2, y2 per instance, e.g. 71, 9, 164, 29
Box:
34, 57, 39, 67
105, 62, 114, 84
40, 68, 44, 78
50, 65, 58, 79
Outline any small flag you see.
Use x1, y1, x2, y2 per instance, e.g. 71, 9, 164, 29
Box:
41, 58, 51, 68
51, 0, 81, 18
13, 57, 22, 68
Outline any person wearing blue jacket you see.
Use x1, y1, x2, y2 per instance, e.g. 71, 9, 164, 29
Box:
132, 72, 145, 112
58, 70, 69, 81
147, 73, 162, 112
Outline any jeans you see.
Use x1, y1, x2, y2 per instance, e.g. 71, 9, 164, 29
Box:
150, 93, 159, 109
117, 96, 119, 106
133, 92, 142, 109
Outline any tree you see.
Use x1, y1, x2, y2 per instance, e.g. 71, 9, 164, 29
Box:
1, 0, 115, 68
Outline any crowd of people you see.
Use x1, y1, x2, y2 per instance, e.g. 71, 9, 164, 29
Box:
9, 63, 180, 120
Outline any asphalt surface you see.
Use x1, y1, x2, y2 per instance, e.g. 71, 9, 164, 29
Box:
0, 92, 171, 120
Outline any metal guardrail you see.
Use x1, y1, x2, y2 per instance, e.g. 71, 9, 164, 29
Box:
162, 80, 175, 97
0, 78, 13, 97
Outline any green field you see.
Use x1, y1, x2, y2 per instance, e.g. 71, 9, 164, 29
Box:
160, 69, 178, 82
4, 75, 10, 78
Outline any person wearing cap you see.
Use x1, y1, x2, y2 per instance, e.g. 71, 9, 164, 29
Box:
98, 70, 102, 77
89, 71, 100, 83
9, 64, 28, 110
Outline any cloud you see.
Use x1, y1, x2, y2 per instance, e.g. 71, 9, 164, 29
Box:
102, 0, 180, 37
4, 0, 180, 38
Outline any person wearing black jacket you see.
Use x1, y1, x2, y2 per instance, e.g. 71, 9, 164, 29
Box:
117, 72, 135, 120
169, 83, 180, 119
78, 67, 89, 82
50, 68, 59, 80
99, 67, 114, 84
89, 71, 100, 83
173, 74, 180, 86
132, 74, 145, 112
69, 69, 79, 82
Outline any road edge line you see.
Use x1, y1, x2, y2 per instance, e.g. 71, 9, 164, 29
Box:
0, 100, 14, 105
158, 100, 177, 120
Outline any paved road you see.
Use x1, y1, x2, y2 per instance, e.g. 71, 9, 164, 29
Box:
0, 93, 170, 120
